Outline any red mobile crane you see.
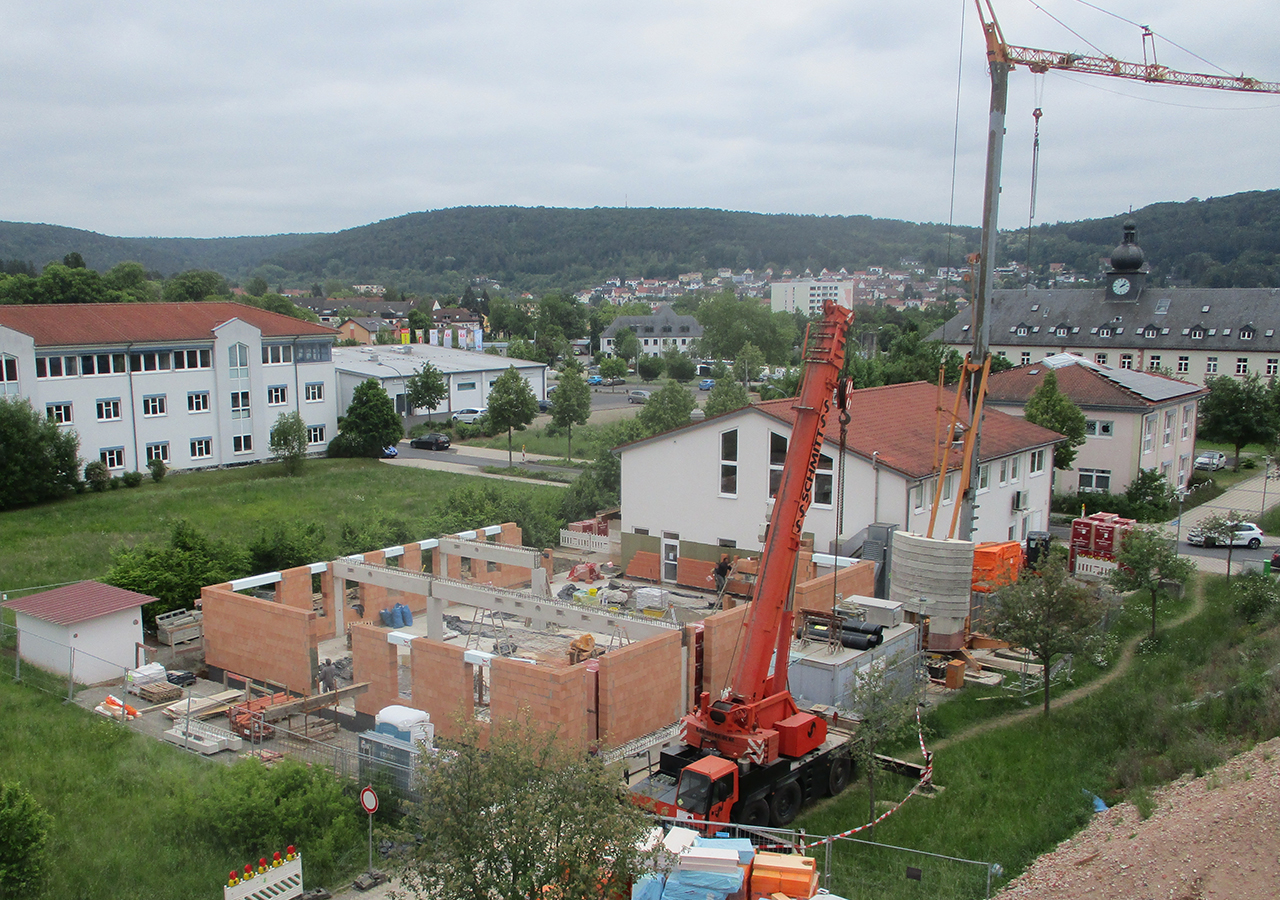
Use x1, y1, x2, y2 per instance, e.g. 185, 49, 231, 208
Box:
631, 302, 856, 828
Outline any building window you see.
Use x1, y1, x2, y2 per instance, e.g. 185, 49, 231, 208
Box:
228, 343, 249, 379
190, 438, 212, 459
145, 442, 169, 463
100, 447, 125, 469
768, 432, 787, 497
130, 351, 171, 372
1094, 353, 1108, 366
1182, 405, 1192, 440
720, 429, 738, 496
1147, 355, 1161, 371
188, 391, 210, 413
305, 382, 324, 401
941, 472, 955, 504
1240, 326, 1256, 341
96, 399, 121, 421
1236, 357, 1249, 375
46, 403, 72, 424
1084, 420, 1114, 437
1268, 359, 1279, 377
1163, 410, 1174, 446
1020, 351, 1031, 365
233, 433, 253, 453
231, 391, 250, 419
1078, 468, 1111, 492
977, 463, 990, 492
307, 425, 325, 444
261, 344, 293, 364
911, 482, 927, 511
1143, 415, 1155, 454
35, 355, 79, 378
1190, 327, 1204, 340
1177, 356, 1190, 374
267, 386, 287, 405
1030, 448, 1046, 474
1098, 327, 1113, 338
173, 349, 212, 370
633, 527, 649, 536
1009, 455, 1020, 481
1016, 325, 1028, 336
458, 381, 476, 391
1206, 356, 1218, 374
1, 355, 19, 395
80, 353, 127, 376
999, 459, 1009, 485
814, 454, 834, 506
1120, 354, 1134, 370
142, 395, 166, 417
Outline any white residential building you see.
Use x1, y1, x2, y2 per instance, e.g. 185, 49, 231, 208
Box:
770, 278, 855, 316
0, 302, 340, 473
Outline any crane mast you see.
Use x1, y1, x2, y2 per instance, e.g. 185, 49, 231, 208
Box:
679, 302, 852, 766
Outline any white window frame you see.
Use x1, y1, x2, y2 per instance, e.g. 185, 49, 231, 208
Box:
145, 442, 170, 463
719, 429, 738, 498
267, 385, 287, 406
190, 438, 213, 459
1236, 357, 1249, 376
1078, 468, 1112, 493
307, 425, 325, 444
142, 394, 166, 417
977, 463, 990, 492
100, 447, 125, 469
1206, 356, 1218, 374
96, 398, 121, 421
304, 382, 324, 402
232, 433, 253, 454
46, 403, 72, 424
231, 390, 251, 419
1029, 448, 1046, 475
188, 391, 210, 413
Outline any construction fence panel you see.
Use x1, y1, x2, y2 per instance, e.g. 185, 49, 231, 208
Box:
1, 621, 132, 706
824, 834, 997, 900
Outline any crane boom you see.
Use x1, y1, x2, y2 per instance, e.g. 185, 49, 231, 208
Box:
997, 45, 1280, 94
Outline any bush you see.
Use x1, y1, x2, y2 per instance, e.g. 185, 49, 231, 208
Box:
122, 470, 144, 488
0, 781, 52, 899
84, 460, 110, 492
147, 457, 167, 482
0, 396, 80, 510
108, 476, 123, 490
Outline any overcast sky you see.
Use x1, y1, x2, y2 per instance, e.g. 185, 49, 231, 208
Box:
2, 1, 1276, 239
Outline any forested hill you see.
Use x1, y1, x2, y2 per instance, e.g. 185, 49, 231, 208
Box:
1009, 190, 1280, 287
1, 189, 1277, 293
262, 207, 981, 292
0, 221, 319, 280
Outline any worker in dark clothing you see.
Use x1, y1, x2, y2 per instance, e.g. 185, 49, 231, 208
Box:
318, 658, 338, 693
713, 555, 732, 593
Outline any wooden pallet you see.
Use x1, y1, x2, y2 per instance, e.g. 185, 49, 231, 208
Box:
138, 681, 183, 704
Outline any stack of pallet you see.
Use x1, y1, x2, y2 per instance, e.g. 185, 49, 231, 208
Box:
137, 680, 183, 704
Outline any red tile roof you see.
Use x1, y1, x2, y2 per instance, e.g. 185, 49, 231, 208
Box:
755, 381, 1063, 479
3, 581, 156, 626
986, 361, 1206, 409
0, 302, 337, 347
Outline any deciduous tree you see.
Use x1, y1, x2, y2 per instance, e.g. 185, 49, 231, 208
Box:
0, 781, 51, 900
487, 366, 539, 465
703, 379, 751, 418
268, 411, 309, 476
399, 717, 653, 900
845, 660, 919, 828
105, 520, 250, 623
637, 354, 664, 382
599, 356, 628, 389
1109, 526, 1196, 638
405, 362, 447, 414
613, 328, 641, 368
0, 397, 80, 510
639, 380, 695, 434
1023, 369, 1088, 470
1200, 374, 1276, 471
990, 553, 1103, 714
549, 368, 591, 460
328, 379, 403, 458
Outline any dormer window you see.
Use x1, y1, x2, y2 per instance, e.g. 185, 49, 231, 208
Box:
1099, 327, 1113, 338
1016, 325, 1029, 337
1241, 326, 1256, 340
1055, 326, 1069, 337
1190, 328, 1205, 340
1144, 326, 1158, 339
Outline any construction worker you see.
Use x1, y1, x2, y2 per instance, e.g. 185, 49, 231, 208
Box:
318, 658, 338, 693
713, 554, 732, 593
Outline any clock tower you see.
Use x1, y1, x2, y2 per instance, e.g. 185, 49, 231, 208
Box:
1105, 220, 1146, 300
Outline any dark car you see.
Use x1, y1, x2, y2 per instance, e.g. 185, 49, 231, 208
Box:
409, 433, 451, 450
538, 399, 554, 412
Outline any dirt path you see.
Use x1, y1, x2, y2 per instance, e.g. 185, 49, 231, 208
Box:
922, 580, 1208, 756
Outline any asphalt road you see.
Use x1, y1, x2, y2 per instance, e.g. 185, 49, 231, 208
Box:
395, 445, 574, 477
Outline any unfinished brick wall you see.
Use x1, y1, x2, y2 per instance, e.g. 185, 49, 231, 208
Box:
490, 658, 590, 750
698, 604, 751, 701
202, 584, 316, 695
597, 630, 684, 747
409, 638, 474, 742
793, 560, 878, 615
350, 623, 400, 716
360, 550, 391, 616
276, 565, 336, 645
625, 551, 661, 582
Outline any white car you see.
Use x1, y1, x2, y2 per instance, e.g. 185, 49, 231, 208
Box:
1186, 521, 1263, 549
451, 407, 487, 424
1194, 451, 1227, 471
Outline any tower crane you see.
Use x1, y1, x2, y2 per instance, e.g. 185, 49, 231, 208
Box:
959, 0, 1280, 541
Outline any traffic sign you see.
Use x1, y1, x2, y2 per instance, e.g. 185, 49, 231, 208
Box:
360, 785, 379, 815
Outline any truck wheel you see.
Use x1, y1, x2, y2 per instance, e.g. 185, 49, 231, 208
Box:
737, 797, 770, 827
827, 757, 851, 796
770, 782, 803, 826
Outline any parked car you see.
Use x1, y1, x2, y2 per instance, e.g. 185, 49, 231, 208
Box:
603, 376, 626, 386
699, 378, 716, 391
1194, 451, 1227, 470
538, 398, 554, 412
381, 444, 399, 458
587, 375, 603, 385
1187, 521, 1263, 549
628, 390, 651, 404
452, 408, 487, 424
409, 433, 451, 450
1271, 548, 1280, 570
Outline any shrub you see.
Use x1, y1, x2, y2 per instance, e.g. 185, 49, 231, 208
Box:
0, 781, 51, 899
122, 470, 144, 488
83, 460, 110, 492
147, 457, 167, 482
108, 476, 123, 490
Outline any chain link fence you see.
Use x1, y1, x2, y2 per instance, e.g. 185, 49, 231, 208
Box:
1, 620, 133, 704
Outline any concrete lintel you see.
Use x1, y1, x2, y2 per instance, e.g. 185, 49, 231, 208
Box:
330, 559, 432, 596
438, 537, 545, 569
230, 571, 282, 591
429, 579, 677, 639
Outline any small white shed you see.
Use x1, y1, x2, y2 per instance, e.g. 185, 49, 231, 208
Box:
3, 581, 153, 685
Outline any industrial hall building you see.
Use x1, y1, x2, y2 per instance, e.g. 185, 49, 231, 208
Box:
931, 222, 1280, 386
0, 302, 340, 474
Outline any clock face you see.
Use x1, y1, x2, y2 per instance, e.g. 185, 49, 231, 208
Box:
1112, 277, 1131, 296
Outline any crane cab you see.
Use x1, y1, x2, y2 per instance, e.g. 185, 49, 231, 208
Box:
671, 755, 739, 826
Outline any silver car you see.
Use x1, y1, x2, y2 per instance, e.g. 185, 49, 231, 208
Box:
1186, 521, 1263, 549
451, 407, 487, 424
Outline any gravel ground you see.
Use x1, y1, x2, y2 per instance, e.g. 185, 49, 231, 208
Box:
997, 736, 1280, 900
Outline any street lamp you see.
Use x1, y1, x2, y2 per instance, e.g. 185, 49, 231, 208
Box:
1174, 486, 1190, 556
1262, 456, 1273, 520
